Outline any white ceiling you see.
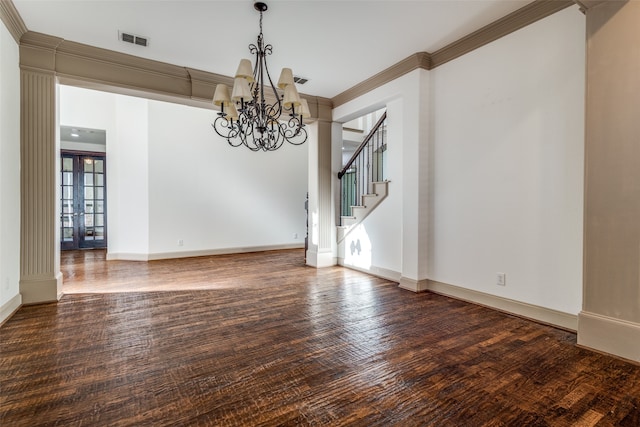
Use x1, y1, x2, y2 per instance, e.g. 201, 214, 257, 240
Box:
13, 0, 533, 99
60, 125, 106, 145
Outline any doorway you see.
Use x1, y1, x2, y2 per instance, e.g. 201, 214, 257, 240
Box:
60, 152, 107, 250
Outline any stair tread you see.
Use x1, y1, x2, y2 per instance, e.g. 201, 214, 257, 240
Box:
339, 179, 389, 236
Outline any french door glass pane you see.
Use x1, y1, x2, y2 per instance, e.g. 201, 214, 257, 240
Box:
63, 228, 73, 241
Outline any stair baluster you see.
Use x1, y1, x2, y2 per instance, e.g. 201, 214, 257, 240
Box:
338, 111, 387, 225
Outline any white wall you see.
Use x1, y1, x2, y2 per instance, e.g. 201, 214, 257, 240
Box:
112, 96, 150, 257
0, 21, 21, 321
334, 6, 585, 316
59, 86, 308, 260
147, 100, 308, 254
430, 6, 585, 315
334, 70, 424, 279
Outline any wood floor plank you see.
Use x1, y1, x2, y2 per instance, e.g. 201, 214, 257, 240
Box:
1, 249, 640, 426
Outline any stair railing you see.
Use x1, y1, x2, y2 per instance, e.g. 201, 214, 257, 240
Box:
338, 111, 387, 220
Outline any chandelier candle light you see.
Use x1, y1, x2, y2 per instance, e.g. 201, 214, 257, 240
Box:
212, 1, 310, 152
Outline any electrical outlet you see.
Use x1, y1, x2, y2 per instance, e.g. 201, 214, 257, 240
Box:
178, 239, 184, 246
496, 272, 506, 286
293, 233, 298, 239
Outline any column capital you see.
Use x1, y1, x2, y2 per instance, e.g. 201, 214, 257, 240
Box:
20, 31, 64, 74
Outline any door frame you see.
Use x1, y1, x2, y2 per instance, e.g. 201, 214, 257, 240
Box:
60, 150, 107, 250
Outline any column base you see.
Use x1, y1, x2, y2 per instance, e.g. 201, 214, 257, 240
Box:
306, 250, 336, 268
578, 311, 640, 362
20, 272, 63, 304
398, 276, 429, 292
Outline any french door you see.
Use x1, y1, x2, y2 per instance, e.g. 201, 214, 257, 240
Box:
60, 152, 107, 250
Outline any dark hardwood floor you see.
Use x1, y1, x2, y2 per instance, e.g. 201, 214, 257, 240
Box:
2, 249, 640, 426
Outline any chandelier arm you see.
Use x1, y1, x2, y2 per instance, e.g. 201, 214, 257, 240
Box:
213, 116, 243, 148
277, 118, 307, 146
262, 48, 282, 121
285, 114, 304, 137
288, 126, 308, 146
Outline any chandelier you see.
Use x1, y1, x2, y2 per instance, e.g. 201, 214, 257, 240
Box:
211, 1, 309, 152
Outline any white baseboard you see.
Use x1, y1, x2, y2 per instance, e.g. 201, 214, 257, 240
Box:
330, 264, 578, 331
399, 276, 429, 292
330, 258, 580, 332
107, 243, 305, 261
106, 252, 149, 261
337, 258, 401, 282
0, 293, 22, 326
578, 311, 640, 362
427, 280, 578, 331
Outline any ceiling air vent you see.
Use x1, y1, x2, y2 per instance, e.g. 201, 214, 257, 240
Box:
119, 31, 149, 47
293, 76, 308, 85
134, 36, 148, 47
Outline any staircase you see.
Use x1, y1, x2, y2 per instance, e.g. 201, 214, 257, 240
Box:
337, 180, 389, 242
338, 111, 388, 242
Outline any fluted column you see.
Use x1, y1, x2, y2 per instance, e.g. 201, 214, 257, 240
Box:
19, 34, 63, 303
579, 0, 640, 362
306, 118, 336, 268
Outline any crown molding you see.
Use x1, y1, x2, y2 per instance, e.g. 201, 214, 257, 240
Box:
19, 30, 332, 120
430, 0, 574, 68
311, 97, 333, 122
19, 31, 62, 49
0, 0, 27, 44
19, 32, 63, 75
332, 52, 431, 108
331, 0, 576, 108
56, 38, 195, 98
186, 67, 233, 103
57, 39, 190, 79
573, 0, 610, 11
12, 0, 574, 114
